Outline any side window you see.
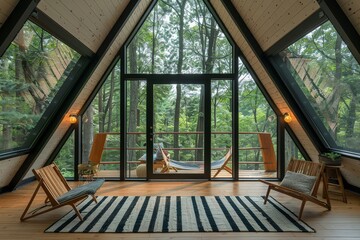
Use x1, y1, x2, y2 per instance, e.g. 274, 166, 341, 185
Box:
0, 20, 81, 153
275, 21, 360, 153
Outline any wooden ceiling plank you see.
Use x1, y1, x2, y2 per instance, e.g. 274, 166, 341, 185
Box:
259, 0, 319, 49
264, 1, 319, 50
246, 0, 274, 31
247, 0, 283, 37
62, 0, 103, 37
255, 0, 299, 37
37, 0, 95, 50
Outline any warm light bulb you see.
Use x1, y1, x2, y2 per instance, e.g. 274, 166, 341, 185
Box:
283, 112, 292, 123
69, 115, 77, 124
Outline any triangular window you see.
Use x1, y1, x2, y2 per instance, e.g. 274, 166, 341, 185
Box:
126, 0, 232, 74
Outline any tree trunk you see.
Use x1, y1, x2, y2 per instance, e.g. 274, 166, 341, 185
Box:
98, 87, 104, 132
106, 69, 115, 132
83, 107, 94, 163
173, 0, 187, 160
345, 93, 356, 138
127, 40, 139, 162
174, 84, 181, 160
195, 13, 219, 161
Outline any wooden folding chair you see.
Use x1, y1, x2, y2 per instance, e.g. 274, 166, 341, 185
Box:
21, 163, 104, 221
260, 158, 331, 220
211, 147, 232, 178
78, 133, 107, 181
159, 147, 200, 173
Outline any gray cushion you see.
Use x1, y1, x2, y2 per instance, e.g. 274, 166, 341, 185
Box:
280, 171, 316, 194
57, 179, 105, 204
155, 146, 163, 160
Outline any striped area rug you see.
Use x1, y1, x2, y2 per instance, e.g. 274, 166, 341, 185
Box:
45, 196, 314, 233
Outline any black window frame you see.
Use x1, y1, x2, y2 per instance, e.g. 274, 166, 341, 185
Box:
267, 9, 360, 159
0, 7, 92, 160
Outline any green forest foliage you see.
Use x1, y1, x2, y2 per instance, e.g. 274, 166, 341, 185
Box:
285, 21, 360, 151
0, 20, 80, 153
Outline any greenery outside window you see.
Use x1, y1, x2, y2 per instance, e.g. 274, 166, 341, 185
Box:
0, 20, 81, 154
126, 0, 233, 74
54, 131, 75, 178
275, 21, 360, 153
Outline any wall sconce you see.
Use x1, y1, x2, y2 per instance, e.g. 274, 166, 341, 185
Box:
283, 112, 292, 123
69, 114, 78, 124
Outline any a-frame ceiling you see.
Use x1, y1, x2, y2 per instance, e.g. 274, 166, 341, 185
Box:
1, 0, 360, 191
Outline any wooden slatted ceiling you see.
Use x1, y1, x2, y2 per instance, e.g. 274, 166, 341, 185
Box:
0, 0, 18, 26
210, 0, 319, 162
37, 0, 130, 52
338, 0, 360, 36
231, 0, 319, 51
23, 0, 152, 180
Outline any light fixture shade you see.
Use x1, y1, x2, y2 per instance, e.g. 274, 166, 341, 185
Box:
69, 115, 77, 124
283, 112, 292, 123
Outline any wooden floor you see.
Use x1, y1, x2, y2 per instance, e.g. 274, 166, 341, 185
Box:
1, 181, 360, 239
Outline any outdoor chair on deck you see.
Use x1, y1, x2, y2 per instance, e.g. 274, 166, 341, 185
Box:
211, 147, 232, 177
21, 163, 104, 221
260, 158, 331, 220
78, 133, 107, 181
160, 148, 200, 173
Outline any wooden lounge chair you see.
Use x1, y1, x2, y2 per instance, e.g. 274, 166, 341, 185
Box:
211, 147, 232, 177
260, 158, 331, 220
21, 163, 104, 221
78, 133, 107, 181
160, 148, 200, 173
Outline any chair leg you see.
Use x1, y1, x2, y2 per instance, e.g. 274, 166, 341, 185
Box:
264, 186, 271, 204
92, 195, 98, 203
298, 200, 307, 220
212, 169, 222, 178
70, 203, 83, 221
21, 181, 43, 221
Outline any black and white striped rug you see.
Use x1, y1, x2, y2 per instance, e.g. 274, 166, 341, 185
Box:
45, 196, 314, 233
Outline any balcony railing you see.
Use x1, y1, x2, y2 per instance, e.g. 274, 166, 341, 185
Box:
84, 131, 276, 178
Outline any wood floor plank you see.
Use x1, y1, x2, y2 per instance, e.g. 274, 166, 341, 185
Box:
0, 181, 359, 239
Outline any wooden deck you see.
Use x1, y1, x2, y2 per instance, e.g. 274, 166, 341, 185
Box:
1, 181, 359, 239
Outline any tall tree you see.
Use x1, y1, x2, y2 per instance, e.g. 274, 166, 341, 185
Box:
127, 39, 140, 162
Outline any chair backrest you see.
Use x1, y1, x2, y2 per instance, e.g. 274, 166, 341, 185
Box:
224, 146, 232, 162
161, 147, 170, 168
211, 146, 232, 169
286, 158, 325, 196
88, 133, 107, 164
33, 164, 71, 206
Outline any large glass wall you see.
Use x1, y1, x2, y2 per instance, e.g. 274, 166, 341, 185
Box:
81, 60, 121, 178
126, 80, 147, 179
54, 131, 75, 178
211, 80, 232, 178
284, 129, 305, 169
0, 20, 81, 153
153, 83, 205, 175
276, 21, 360, 153
238, 59, 277, 178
